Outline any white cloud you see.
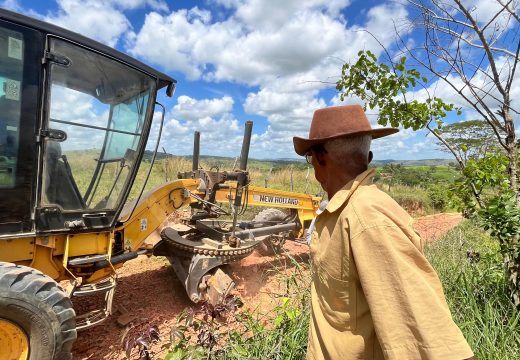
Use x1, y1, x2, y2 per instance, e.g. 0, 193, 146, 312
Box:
16, 0, 468, 160
154, 96, 244, 157
8, 0, 168, 47
173, 95, 234, 121
127, 1, 407, 86
43, 0, 131, 47
127, 10, 223, 79
125, 0, 411, 158
0, 0, 22, 12
234, 0, 351, 31
110, 0, 169, 12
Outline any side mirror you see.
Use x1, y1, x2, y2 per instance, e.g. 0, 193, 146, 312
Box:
166, 83, 176, 97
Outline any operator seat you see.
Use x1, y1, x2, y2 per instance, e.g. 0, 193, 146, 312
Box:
45, 140, 85, 210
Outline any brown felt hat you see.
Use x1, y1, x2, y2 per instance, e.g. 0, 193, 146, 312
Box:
293, 104, 399, 156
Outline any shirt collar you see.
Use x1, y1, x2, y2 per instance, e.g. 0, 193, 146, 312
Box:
325, 168, 376, 213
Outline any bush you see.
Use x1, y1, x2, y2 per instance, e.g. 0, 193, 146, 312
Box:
425, 220, 520, 359
427, 184, 451, 212
385, 185, 433, 215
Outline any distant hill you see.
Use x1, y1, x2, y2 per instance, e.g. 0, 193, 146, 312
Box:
143, 151, 453, 167
371, 159, 453, 167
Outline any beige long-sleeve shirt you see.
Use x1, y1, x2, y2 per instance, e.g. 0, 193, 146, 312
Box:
307, 169, 473, 360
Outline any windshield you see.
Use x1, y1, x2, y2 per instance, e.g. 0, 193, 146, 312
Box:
42, 38, 156, 212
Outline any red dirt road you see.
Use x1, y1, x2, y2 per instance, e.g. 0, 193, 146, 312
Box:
72, 213, 463, 359
413, 212, 463, 242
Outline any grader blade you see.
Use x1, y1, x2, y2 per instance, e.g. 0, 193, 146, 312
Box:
153, 218, 300, 303
168, 254, 234, 303
153, 226, 256, 303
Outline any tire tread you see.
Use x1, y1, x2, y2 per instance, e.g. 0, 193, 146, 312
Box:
0, 261, 77, 359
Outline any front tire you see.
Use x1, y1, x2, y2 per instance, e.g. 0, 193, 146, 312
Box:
0, 262, 77, 360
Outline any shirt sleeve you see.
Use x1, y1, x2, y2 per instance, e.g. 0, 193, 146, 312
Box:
350, 224, 474, 360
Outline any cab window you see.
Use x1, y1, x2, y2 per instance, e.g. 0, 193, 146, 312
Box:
0, 28, 23, 188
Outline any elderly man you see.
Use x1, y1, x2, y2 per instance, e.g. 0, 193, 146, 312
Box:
293, 105, 473, 360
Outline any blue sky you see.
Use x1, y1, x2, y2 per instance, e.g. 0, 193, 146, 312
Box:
1, 0, 515, 160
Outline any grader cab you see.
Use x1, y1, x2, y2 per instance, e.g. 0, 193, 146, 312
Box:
0, 9, 320, 360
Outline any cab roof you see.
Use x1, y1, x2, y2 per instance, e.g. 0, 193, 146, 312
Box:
0, 8, 176, 91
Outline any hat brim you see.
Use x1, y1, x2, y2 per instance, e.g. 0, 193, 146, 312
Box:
293, 128, 399, 156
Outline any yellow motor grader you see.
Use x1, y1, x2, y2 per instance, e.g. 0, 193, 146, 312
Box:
0, 9, 320, 360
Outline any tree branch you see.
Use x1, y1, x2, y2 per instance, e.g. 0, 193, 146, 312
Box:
454, 0, 507, 97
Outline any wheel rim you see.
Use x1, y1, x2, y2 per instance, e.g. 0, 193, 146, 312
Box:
0, 319, 29, 360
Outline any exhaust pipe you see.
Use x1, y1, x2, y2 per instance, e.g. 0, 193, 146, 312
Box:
239, 121, 253, 171
231, 121, 253, 239
192, 131, 200, 171
234, 121, 253, 208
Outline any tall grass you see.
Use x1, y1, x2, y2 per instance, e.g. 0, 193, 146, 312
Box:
218, 256, 311, 359
425, 220, 520, 359
132, 157, 323, 202
383, 184, 434, 215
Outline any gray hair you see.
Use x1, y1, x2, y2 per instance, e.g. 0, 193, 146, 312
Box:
323, 135, 372, 167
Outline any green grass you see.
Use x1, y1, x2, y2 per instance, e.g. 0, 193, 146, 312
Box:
409, 165, 459, 182
60, 152, 458, 213
425, 220, 520, 359
379, 184, 434, 215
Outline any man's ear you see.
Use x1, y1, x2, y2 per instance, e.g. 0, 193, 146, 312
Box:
368, 151, 373, 164
315, 150, 327, 167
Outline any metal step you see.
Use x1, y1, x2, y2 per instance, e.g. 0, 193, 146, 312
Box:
73, 276, 116, 331
76, 309, 110, 330
73, 276, 116, 296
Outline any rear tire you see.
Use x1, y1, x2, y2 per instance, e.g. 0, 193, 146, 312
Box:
0, 262, 77, 360
253, 208, 289, 256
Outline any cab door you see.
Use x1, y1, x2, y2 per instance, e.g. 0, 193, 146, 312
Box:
0, 19, 42, 235
36, 36, 157, 233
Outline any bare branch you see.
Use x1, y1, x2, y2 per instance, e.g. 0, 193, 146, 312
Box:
497, 0, 520, 23
454, 0, 507, 97
401, 41, 509, 149
505, 35, 520, 95
408, 0, 473, 28
481, 0, 513, 32
429, 24, 517, 57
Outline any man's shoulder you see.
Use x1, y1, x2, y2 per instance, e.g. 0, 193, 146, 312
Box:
351, 183, 401, 208
346, 184, 412, 231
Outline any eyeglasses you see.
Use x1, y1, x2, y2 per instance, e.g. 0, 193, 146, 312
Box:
305, 151, 313, 164
304, 145, 327, 164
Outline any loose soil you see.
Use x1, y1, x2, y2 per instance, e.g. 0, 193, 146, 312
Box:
72, 213, 463, 359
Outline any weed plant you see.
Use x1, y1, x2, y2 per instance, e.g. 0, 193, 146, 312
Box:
425, 220, 520, 359
157, 254, 311, 360
220, 254, 311, 359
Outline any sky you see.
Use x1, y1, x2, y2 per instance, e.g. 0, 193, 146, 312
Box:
1, 0, 518, 161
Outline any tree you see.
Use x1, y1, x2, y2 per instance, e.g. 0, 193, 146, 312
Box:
336, 0, 520, 308
379, 163, 403, 191
434, 120, 502, 164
